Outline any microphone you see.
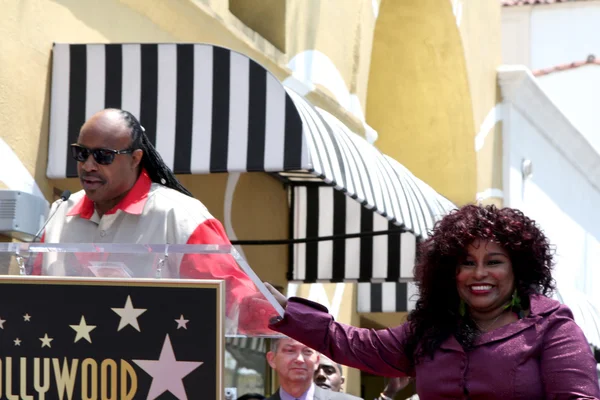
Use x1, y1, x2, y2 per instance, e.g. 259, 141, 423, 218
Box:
23, 190, 71, 275
30, 190, 71, 243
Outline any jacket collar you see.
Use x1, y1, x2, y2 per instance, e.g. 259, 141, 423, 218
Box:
439, 294, 560, 351
67, 169, 152, 219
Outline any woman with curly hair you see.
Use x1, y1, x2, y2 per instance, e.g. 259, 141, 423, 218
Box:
265, 205, 600, 399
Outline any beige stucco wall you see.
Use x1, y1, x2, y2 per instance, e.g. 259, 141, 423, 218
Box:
0, 1, 373, 396
366, 0, 502, 207
366, 0, 476, 206
284, 0, 377, 112
0, 0, 503, 396
0, 0, 299, 284
125, 0, 376, 132
457, 0, 504, 206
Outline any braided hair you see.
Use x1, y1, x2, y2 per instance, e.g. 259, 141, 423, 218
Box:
118, 110, 193, 197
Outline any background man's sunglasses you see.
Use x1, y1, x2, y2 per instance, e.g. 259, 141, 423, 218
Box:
70, 144, 134, 165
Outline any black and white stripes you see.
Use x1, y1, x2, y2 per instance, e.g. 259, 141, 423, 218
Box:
49, 43, 455, 240
48, 43, 306, 178
225, 337, 267, 354
356, 282, 419, 313
291, 186, 417, 282
49, 43, 458, 303
285, 92, 456, 239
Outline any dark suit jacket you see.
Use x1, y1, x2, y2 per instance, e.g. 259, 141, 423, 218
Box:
267, 385, 363, 400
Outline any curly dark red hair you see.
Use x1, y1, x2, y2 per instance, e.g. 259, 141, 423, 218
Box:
404, 204, 555, 363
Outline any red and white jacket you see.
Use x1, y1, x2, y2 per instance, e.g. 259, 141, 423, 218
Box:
37, 170, 271, 333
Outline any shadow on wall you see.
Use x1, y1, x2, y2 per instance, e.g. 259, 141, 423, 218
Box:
49, 0, 177, 42
34, 54, 54, 202
285, 0, 320, 61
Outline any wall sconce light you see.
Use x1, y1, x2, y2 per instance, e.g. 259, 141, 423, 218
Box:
521, 159, 533, 180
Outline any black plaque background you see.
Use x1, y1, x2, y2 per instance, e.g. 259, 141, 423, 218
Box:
0, 280, 218, 399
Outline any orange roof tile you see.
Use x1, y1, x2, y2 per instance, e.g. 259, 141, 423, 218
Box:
502, 0, 588, 6
532, 55, 600, 77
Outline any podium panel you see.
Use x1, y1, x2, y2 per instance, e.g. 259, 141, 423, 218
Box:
0, 276, 222, 399
0, 243, 285, 399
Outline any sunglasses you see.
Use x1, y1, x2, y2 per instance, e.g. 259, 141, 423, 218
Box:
70, 144, 134, 165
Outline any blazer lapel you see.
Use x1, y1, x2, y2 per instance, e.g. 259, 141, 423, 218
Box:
271, 389, 282, 400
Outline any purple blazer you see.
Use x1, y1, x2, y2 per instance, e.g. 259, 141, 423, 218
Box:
271, 294, 600, 399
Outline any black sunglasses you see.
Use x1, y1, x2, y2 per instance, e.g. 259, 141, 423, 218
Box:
70, 144, 134, 165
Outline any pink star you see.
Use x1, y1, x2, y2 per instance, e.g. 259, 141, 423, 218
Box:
133, 334, 203, 400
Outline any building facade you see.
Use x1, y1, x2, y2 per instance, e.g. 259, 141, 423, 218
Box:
0, 0, 502, 397
500, 0, 600, 352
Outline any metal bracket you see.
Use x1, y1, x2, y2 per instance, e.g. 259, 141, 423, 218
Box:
15, 248, 26, 276
156, 244, 169, 279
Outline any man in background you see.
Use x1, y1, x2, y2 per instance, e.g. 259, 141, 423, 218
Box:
266, 337, 362, 400
314, 354, 412, 400
314, 355, 346, 392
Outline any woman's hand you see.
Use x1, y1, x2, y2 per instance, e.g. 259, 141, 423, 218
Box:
381, 376, 412, 398
264, 282, 288, 309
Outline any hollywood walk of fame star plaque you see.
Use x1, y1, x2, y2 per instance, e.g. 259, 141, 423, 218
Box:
0, 275, 224, 400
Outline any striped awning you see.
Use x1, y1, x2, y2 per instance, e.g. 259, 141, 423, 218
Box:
48, 43, 456, 285
225, 337, 268, 370
48, 43, 454, 239
282, 94, 456, 239
285, 97, 455, 283
288, 147, 455, 283
225, 337, 267, 354
48, 43, 307, 178
291, 186, 417, 282
357, 282, 419, 313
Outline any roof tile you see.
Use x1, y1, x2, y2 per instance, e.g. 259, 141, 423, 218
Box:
502, 0, 587, 6
532, 55, 600, 76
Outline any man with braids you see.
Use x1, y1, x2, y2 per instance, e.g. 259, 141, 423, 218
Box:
36, 109, 270, 333
264, 205, 600, 399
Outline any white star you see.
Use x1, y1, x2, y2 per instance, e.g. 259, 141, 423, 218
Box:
14, 338, 21, 346
111, 295, 147, 332
69, 316, 97, 343
175, 315, 189, 330
23, 314, 31, 322
133, 334, 203, 400
39, 333, 53, 348
0, 317, 6, 329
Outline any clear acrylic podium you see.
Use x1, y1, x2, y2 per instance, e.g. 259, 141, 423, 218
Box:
0, 242, 284, 399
